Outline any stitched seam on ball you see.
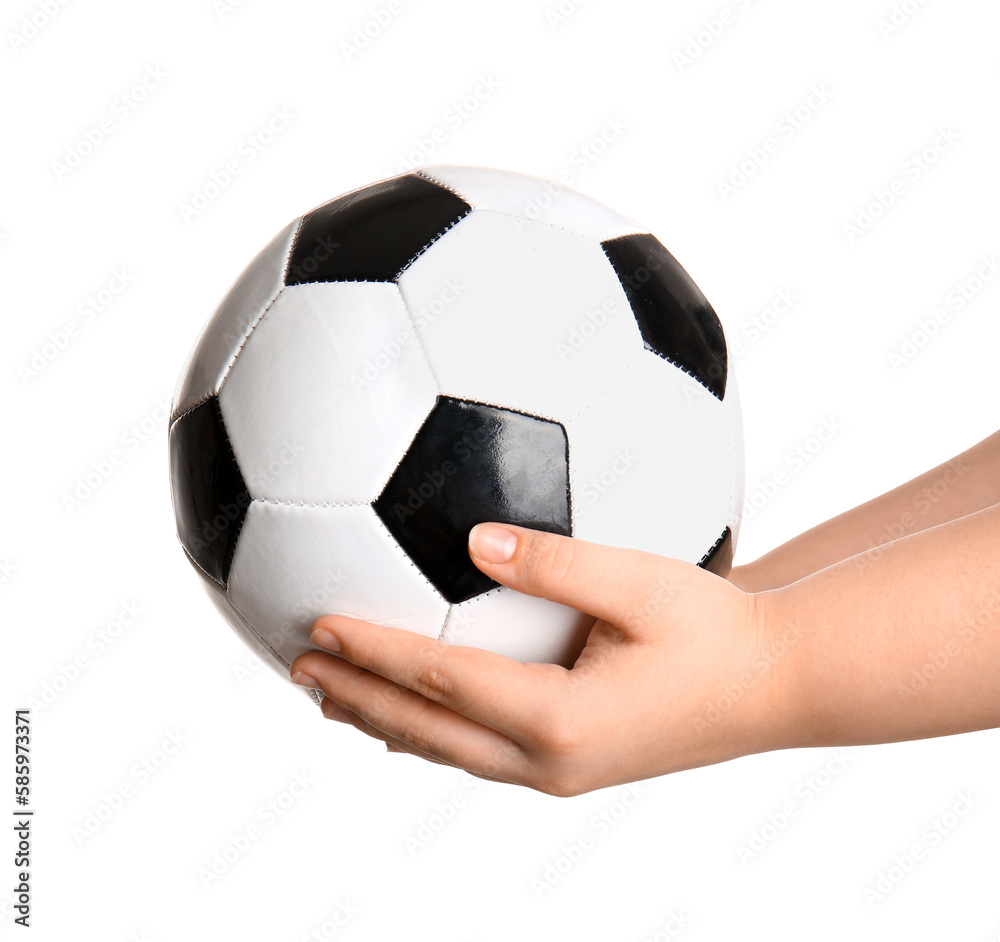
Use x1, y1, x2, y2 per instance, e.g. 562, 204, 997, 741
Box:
565, 434, 573, 535
223, 459, 250, 580
452, 395, 568, 429
172, 225, 299, 427
698, 528, 728, 568
434, 607, 451, 643
281, 216, 306, 284
180, 543, 224, 587
394, 281, 444, 395
433, 393, 565, 428
599, 241, 723, 402
368, 288, 444, 500
180, 542, 291, 669
567, 347, 644, 425
226, 588, 293, 669
438, 587, 502, 644
281, 277, 398, 287
170, 395, 214, 430
217, 285, 286, 391
251, 497, 371, 510
392, 210, 471, 280
300, 170, 414, 219
644, 343, 722, 401
414, 168, 462, 199
410, 179, 644, 242
369, 511, 444, 598
464, 206, 645, 244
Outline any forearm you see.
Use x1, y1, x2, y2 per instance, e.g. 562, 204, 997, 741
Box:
764, 502, 1000, 748
733, 429, 1000, 591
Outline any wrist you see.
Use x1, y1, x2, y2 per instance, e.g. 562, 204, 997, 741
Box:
738, 586, 814, 754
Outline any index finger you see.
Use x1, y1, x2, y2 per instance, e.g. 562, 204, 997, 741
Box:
309, 614, 567, 742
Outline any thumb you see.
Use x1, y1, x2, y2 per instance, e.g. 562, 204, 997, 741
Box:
468, 522, 693, 633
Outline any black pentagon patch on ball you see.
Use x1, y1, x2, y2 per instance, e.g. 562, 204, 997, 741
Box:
285, 174, 471, 286
168, 397, 251, 586
699, 526, 733, 577
602, 233, 728, 400
374, 397, 571, 604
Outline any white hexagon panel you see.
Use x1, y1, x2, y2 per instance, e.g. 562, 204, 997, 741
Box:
219, 282, 437, 505
167, 165, 743, 699
227, 501, 449, 668
396, 209, 643, 424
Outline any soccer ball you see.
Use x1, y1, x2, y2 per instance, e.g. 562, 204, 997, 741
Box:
168, 165, 744, 699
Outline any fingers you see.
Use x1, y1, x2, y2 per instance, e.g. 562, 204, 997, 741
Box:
468, 523, 688, 633
291, 650, 533, 784
306, 616, 567, 741
322, 701, 452, 766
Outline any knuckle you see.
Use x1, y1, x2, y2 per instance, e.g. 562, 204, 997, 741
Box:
478, 740, 522, 779
412, 656, 453, 702
293, 651, 330, 677
398, 724, 438, 757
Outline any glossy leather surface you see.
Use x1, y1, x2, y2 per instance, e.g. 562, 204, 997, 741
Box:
286, 173, 471, 285
169, 165, 744, 679
602, 233, 728, 401
375, 397, 571, 603
169, 397, 250, 586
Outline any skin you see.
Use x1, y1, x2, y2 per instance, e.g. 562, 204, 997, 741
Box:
729, 428, 1000, 591
289, 430, 1000, 797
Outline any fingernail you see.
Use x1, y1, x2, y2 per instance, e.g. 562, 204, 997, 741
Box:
469, 523, 517, 563
291, 671, 321, 689
321, 700, 352, 723
386, 744, 403, 753
311, 628, 341, 652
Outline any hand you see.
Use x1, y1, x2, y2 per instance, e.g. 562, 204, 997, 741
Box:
289, 523, 797, 796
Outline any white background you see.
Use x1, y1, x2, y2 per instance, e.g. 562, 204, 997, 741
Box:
2, 0, 999, 939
